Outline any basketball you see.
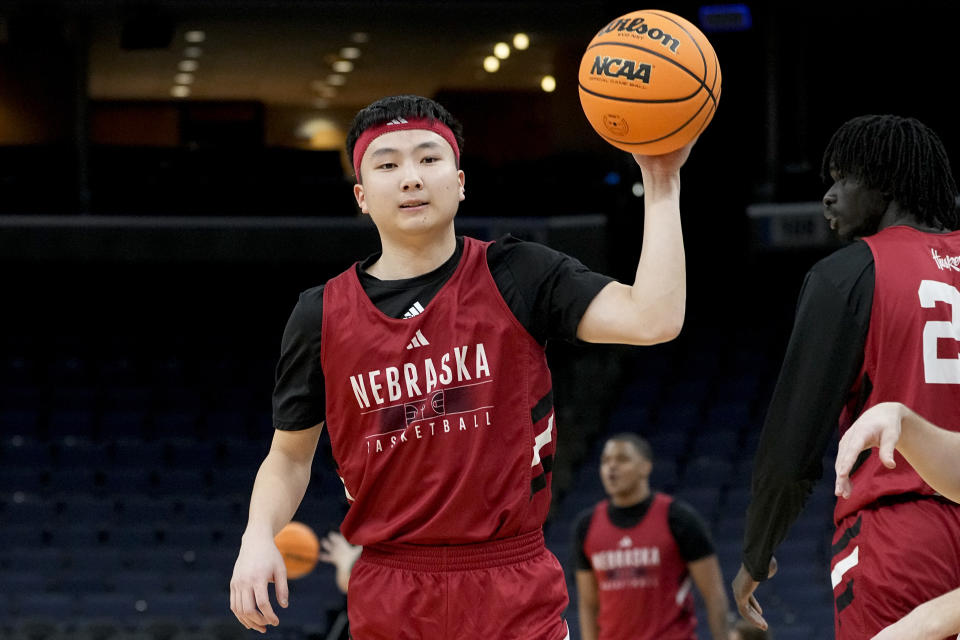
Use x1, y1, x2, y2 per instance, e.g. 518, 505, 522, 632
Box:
578, 9, 721, 155
274, 521, 320, 579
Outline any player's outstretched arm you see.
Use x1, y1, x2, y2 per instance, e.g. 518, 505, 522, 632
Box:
687, 554, 730, 640
871, 586, 960, 640
575, 570, 600, 640
577, 141, 695, 346
835, 402, 960, 503
230, 424, 323, 632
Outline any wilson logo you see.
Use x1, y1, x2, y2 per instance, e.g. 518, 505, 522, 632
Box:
590, 56, 652, 83
599, 16, 681, 53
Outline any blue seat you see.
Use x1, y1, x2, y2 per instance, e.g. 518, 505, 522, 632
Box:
3, 493, 58, 526
56, 494, 117, 524
45, 468, 98, 495
688, 429, 738, 459
46, 409, 96, 440
76, 593, 140, 624
0, 409, 41, 433
99, 410, 150, 439
0, 467, 44, 493
106, 524, 162, 548
111, 438, 164, 468
100, 469, 153, 495
673, 486, 722, 522
109, 571, 170, 596
165, 438, 218, 468
151, 411, 201, 439
6, 546, 67, 572
14, 592, 76, 618
46, 522, 104, 549
679, 455, 733, 489
151, 469, 208, 496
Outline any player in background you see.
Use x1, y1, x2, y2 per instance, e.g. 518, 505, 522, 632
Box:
229, 94, 697, 638
573, 433, 730, 640
835, 401, 960, 640
732, 115, 960, 639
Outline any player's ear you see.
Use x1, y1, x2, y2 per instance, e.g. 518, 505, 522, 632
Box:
458, 170, 466, 202
354, 183, 369, 214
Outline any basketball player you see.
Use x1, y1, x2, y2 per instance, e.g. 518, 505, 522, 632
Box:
573, 433, 730, 640
732, 115, 960, 639
835, 401, 960, 640
229, 94, 697, 638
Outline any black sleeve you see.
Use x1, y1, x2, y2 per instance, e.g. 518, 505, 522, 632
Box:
487, 235, 615, 345
741, 242, 874, 581
668, 499, 715, 562
272, 286, 327, 430
571, 508, 596, 571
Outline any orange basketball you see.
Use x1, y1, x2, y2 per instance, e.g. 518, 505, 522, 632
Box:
578, 9, 721, 155
274, 521, 320, 579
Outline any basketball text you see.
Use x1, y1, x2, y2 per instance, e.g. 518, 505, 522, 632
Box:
599, 17, 681, 53
589, 56, 652, 83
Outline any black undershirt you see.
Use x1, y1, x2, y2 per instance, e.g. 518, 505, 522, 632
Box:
272, 235, 614, 430
572, 492, 717, 571
741, 240, 875, 580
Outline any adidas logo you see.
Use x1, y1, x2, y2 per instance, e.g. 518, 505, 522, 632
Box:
406, 329, 430, 350
386, 118, 409, 126
403, 302, 425, 319
618, 536, 633, 548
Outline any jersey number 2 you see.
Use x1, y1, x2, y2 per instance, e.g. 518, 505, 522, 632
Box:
918, 279, 960, 384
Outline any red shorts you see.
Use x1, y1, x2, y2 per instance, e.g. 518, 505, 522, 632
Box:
346, 529, 569, 640
830, 496, 960, 640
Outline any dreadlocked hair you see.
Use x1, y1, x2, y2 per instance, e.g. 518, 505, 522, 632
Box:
821, 115, 959, 230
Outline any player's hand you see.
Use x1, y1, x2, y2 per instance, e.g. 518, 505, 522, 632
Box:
835, 402, 903, 499
318, 530, 359, 568
732, 558, 777, 631
631, 138, 696, 176
230, 531, 289, 633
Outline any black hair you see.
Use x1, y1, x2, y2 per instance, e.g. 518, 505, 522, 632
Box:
346, 94, 465, 180
605, 432, 653, 463
821, 114, 959, 230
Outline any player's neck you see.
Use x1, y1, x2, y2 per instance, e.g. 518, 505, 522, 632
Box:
610, 483, 651, 508
879, 201, 947, 234
367, 231, 457, 280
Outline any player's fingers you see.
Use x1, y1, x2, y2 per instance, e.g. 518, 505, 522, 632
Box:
240, 588, 268, 633
835, 476, 853, 499
878, 433, 897, 469
230, 586, 249, 630
748, 595, 768, 629
275, 564, 290, 609
254, 582, 280, 626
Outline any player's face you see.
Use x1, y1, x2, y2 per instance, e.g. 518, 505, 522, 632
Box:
599, 440, 651, 499
822, 169, 889, 241
353, 129, 465, 240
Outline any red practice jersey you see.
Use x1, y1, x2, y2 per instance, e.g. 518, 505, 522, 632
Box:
321, 237, 558, 545
583, 494, 696, 640
837, 225, 960, 521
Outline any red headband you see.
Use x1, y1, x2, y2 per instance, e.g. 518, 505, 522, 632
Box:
352, 117, 460, 179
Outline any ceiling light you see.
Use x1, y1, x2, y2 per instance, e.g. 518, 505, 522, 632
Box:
351, 32, 369, 43
483, 56, 500, 73
327, 74, 346, 86
178, 60, 198, 72
184, 46, 202, 58
540, 75, 556, 92
340, 47, 361, 59
493, 42, 510, 59
184, 30, 205, 43
174, 73, 194, 85
513, 33, 530, 50
332, 60, 354, 73
171, 85, 190, 98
